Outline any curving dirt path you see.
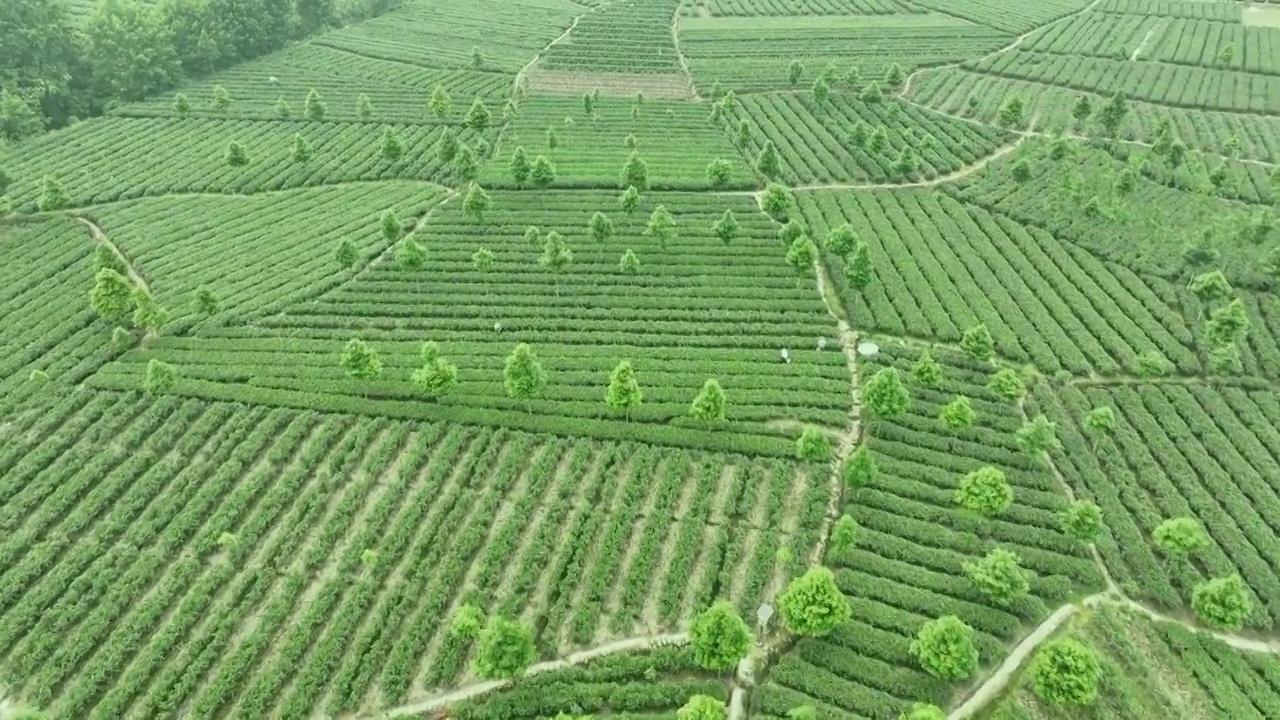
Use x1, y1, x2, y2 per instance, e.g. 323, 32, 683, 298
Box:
76, 217, 151, 295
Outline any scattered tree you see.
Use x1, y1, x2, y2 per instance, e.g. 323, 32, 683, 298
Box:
884, 63, 904, 88
735, 119, 752, 146
691, 378, 727, 422
453, 144, 479, 180
761, 182, 792, 222
709, 208, 738, 245
1205, 297, 1250, 347
504, 343, 548, 409
788, 706, 816, 720
778, 220, 804, 246
38, 174, 71, 211
619, 248, 641, 276
939, 396, 976, 431
786, 235, 817, 277
998, 94, 1024, 128
380, 126, 404, 160
589, 211, 614, 260
756, 140, 781, 178
845, 242, 874, 293
465, 99, 491, 130
860, 82, 883, 104
1082, 406, 1115, 444
812, 75, 830, 104
788, 59, 805, 86
1098, 90, 1128, 137
357, 93, 373, 120
1188, 270, 1233, 307
988, 368, 1025, 402
706, 158, 733, 189
795, 426, 833, 463
539, 231, 573, 294
689, 600, 753, 671
910, 615, 978, 680
1060, 500, 1103, 544
132, 289, 168, 335
90, 268, 134, 321
1071, 95, 1092, 126
911, 351, 943, 387
463, 182, 491, 223
964, 548, 1031, 605
1192, 574, 1253, 631
437, 127, 459, 163
830, 514, 859, 555
842, 446, 876, 491
144, 359, 177, 395
778, 566, 850, 637
340, 339, 382, 380
900, 704, 946, 720
546, 126, 559, 150
678, 695, 727, 720
1135, 350, 1170, 378
429, 85, 451, 118
644, 205, 677, 250
276, 95, 293, 119
960, 323, 995, 361
335, 238, 358, 268
473, 617, 536, 679
450, 604, 485, 639
473, 247, 495, 272
1012, 158, 1032, 183
195, 286, 219, 317
1031, 639, 1102, 706
471, 46, 486, 70
1017, 414, 1061, 459
225, 140, 249, 167
411, 341, 458, 399
292, 132, 313, 163
531, 155, 557, 190
862, 367, 910, 419
211, 84, 231, 111
825, 223, 857, 257
606, 360, 643, 418
173, 92, 191, 118
509, 146, 531, 186
1153, 516, 1209, 560
397, 238, 425, 270
955, 466, 1013, 519
305, 88, 326, 120
620, 185, 641, 216
621, 151, 649, 190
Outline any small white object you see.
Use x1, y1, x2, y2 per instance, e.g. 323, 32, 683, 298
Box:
817, 336, 828, 351
493, 322, 502, 333
756, 603, 774, 627
780, 348, 791, 364
857, 341, 880, 357
268, 76, 279, 83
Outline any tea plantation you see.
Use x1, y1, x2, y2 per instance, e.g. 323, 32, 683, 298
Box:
3, 0, 1280, 719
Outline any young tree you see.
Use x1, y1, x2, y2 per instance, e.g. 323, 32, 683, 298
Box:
357, 93, 373, 120
911, 351, 943, 387
644, 205, 677, 250
845, 241, 874, 291
546, 126, 559, 150
939, 396, 976, 431
960, 323, 995, 361
860, 82, 883, 104
1011, 158, 1032, 183
778, 220, 804, 246
755, 140, 781, 178
1152, 516, 1209, 559
712, 208, 739, 245
473, 247, 495, 272
862, 367, 910, 419
195, 285, 219, 317
786, 235, 817, 277
795, 426, 833, 464
955, 466, 1013, 519
340, 339, 383, 380
606, 360, 643, 418
620, 151, 649, 190
998, 94, 1024, 128
1017, 414, 1061, 459
761, 182, 792, 222
90, 268, 135, 321
509, 146, 531, 186
36, 173, 69, 211
1205, 298, 1250, 347
291, 132, 313, 163
910, 615, 978, 680
211, 84, 231, 111
1135, 349, 1170, 378
624, 133, 638, 149
539, 231, 573, 294
824, 224, 857, 257
788, 706, 816, 720
842, 446, 876, 492
132, 289, 169, 335
1218, 42, 1235, 67
582, 90, 595, 117
144, 359, 178, 395
225, 141, 249, 167
305, 88, 326, 120
619, 248, 641, 276
678, 695, 727, 720
706, 158, 733, 189
847, 121, 868, 148
504, 343, 548, 408
530, 155, 556, 190
1188, 269, 1233, 306
335, 238, 358, 268
411, 341, 458, 399
450, 604, 485, 639
1098, 90, 1128, 137
381, 209, 402, 243
453, 145, 479, 180
1060, 500, 1103, 543
787, 59, 805, 86
1071, 95, 1092, 126
691, 378, 727, 422
1030, 639, 1102, 706
589, 211, 614, 258
473, 617, 536, 679
173, 92, 191, 118
901, 704, 946, 720
964, 548, 1031, 605
463, 182, 491, 223
380, 126, 404, 161
868, 124, 888, 152
689, 600, 752, 671
397, 238, 425, 270
436, 127, 459, 163
471, 46, 486, 69
884, 63, 904, 88
778, 566, 850, 637
276, 95, 293, 119
1192, 574, 1252, 631
988, 368, 1025, 402
811, 75, 830, 104
620, 185, 641, 217
1082, 406, 1115, 445
828, 515, 860, 557
735, 119, 752, 147
464, 99, 492, 130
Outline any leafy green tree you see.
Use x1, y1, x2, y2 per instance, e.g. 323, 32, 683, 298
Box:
787, 59, 804, 86
582, 91, 595, 117
706, 158, 733, 189
761, 182, 792, 222
1071, 95, 1092, 126
531, 155, 556, 190
381, 209, 402, 242
1098, 90, 1128, 137
795, 426, 833, 463
37, 174, 69, 211
0, 91, 45, 141
504, 343, 548, 408
429, 85, 451, 119
939, 396, 976, 431
619, 248, 641, 276
1012, 158, 1032, 183
1205, 298, 1250, 347
868, 125, 888, 152
829, 514, 859, 555
606, 360, 643, 418
988, 368, 1025, 402
885, 63, 904, 88
1135, 349, 1170, 378
621, 151, 649, 190
955, 466, 1013, 518
1017, 414, 1061, 458
132, 288, 169, 334
691, 378, 726, 422
998, 94, 1024, 128
275, 95, 293, 119
211, 84, 231, 111
644, 205, 677, 250
964, 548, 1030, 605
843, 65, 862, 90
90, 268, 135, 321
471, 46, 486, 69
1060, 500, 1103, 543
357, 93, 373, 119
756, 140, 781, 178
436, 127, 459, 163
678, 695, 727, 720
540, 231, 573, 294
173, 92, 191, 118
453, 145, 479, 180
1082, 406, 1115, 444
381, 126, 404, 160
911, 615, 978, 680
862, 367, 910, 418
786, 235, 817, 277
778, 220, 804, 246
546, 126, 559, 150
735, 119, 752, 146
689, 600, 752, 671
1153, 516, 1208, 559
847, 121, 868, 148
510, 146, 531, 186
842, 446, 876, 491
712, 208, 739, 245
589, 211, 614, 257
473, 247, 495, 273
1192, 574, 1252, 631
860, 82, 883, 103
812, 75, 830, 103
473, 617, 536, 679
463, 182, 491, 223
620, 185, 641, 216
225, 140, 249, 167
911, 351, 943, 387
1031, 639, 1101, 706
397, 238, 425, 270
195, 285, 219, 316
335, 238, 358, 268
900, 704, 946, 720
464, 99, 491, 130
845, 243, 877, 295
305, 88, 326, 120
824, 223, 857, 257
340, 339, 382, 380
450, 604, 485, 639
412, 341, 458, 399
624, 133, 638, 149
292, 132, 313, 163
1218, 42, 1235, 67
778, 566, 850, 637
788, 705, 816, 720
1188, 269, 1232, 306
296, 0, 335, 33
961, 323, 995, 361
144, 359, 178, 395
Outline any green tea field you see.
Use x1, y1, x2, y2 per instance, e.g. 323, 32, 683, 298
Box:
3, 0, 1280, 719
